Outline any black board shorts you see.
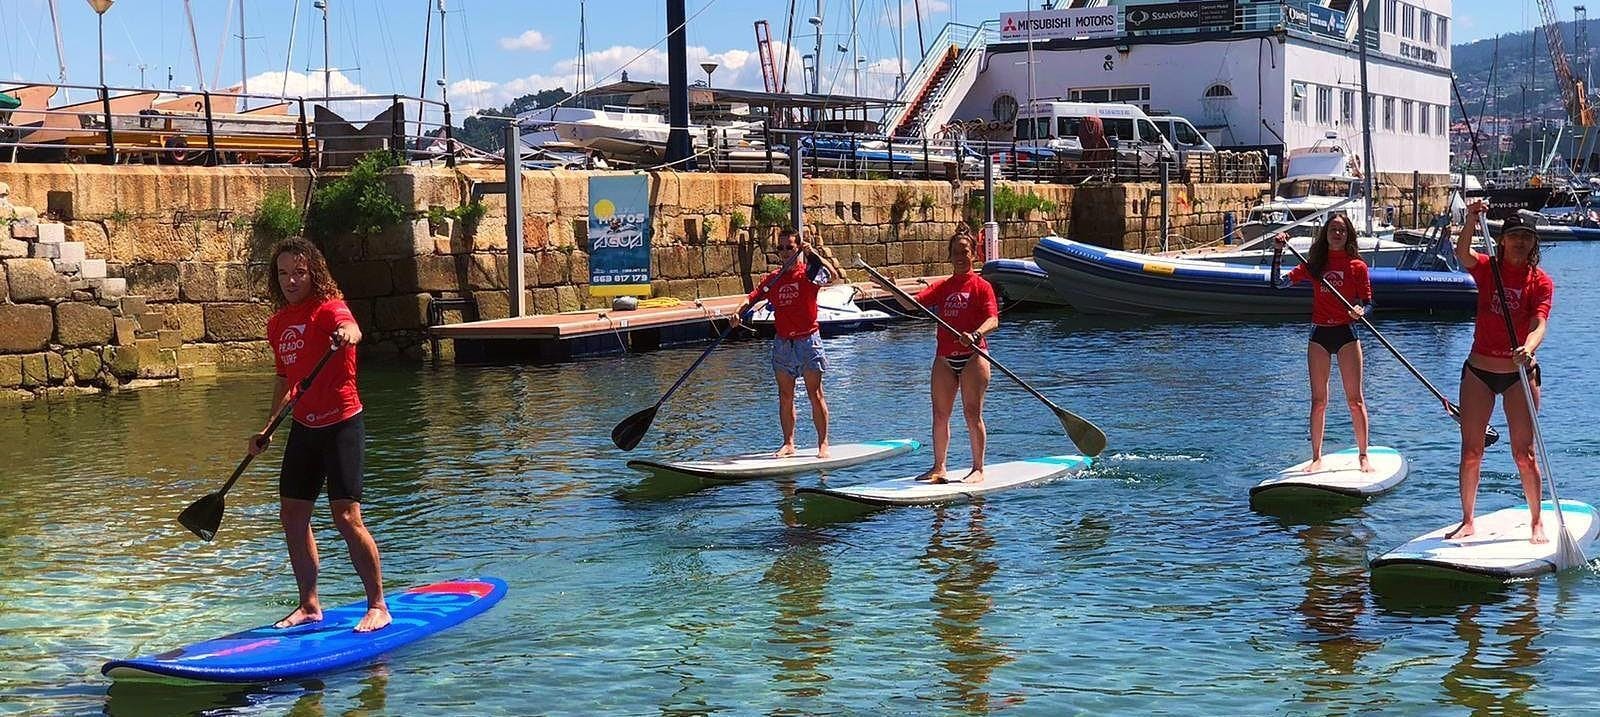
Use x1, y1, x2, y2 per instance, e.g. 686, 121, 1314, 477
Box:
279, 413, 365, 503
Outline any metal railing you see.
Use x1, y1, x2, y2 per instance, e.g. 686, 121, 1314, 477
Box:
0, 81, 456, 167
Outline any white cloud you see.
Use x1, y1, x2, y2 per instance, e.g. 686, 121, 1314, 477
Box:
499, 30, 552, 52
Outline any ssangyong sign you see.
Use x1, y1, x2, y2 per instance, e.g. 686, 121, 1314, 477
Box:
998, 7, 1121, 41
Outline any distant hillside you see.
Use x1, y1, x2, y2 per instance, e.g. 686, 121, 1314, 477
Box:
1451, 16, 1600, 122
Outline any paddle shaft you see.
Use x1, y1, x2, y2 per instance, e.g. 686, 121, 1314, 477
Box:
1474, 214, 1569, 516
856, 260, 1062, 413
214, 346, 339, 498
1276, 242, 1459, 413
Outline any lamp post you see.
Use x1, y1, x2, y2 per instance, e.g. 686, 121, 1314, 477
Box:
313, 0, 330, 99
700, 61, 718, 89
87, 0, 115, 86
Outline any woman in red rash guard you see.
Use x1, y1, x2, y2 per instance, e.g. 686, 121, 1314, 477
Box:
1269, 213, 1375, 474
251, 238, 389, 633
875, 229, 1000, 484
1447, 202, 1554, 543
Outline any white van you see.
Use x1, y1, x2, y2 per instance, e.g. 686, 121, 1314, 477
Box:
1013, 101, 1175, 168
1149, 115, 1216, 155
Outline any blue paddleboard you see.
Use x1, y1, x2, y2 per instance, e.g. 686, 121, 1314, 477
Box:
102, 577, 507, 683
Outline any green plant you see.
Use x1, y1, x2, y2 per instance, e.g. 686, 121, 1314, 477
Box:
252, 189, 304, 242
306, 150, 407, 240
729, 210, 747, 232
701, 216, 718, 242
107, 209, 133, 226
753, 194, 790, 227
917, 193, 935, 212
890, 187, 914, 224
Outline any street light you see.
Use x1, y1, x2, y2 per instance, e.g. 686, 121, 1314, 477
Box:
86, 0, 115, 87
699, 61, 718, 89
313, 0, 330, 99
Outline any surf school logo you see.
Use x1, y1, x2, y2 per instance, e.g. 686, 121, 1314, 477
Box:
943, 291, 972, 317
775, 282, 800, 307
276, 324, 307, 364
1490, 286, 1524, 316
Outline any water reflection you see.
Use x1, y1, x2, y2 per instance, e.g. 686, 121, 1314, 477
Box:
1441, 582, 1545, 717
918, 504, 1012, 714
1290, 518, 1382, 708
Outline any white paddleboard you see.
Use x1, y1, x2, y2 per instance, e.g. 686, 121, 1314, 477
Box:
1371, 500, 1599, 580
796, 455, 1093, 507
1249, 446, 1408, 501
627, 439, 919, 480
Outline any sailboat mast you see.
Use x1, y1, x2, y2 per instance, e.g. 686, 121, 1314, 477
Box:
184, 0, 206, 90
438, 0, 448, 104
420, 0, 432, 99
47, 0, 69, 99
281, 0, 301, 98
579, 0, 588, 93
1357, 0, 1374, 233
240, 0, 249, 108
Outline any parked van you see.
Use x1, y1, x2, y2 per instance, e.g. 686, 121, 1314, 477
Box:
1013, 101, 1175, 168
1149, 115, 1215, 155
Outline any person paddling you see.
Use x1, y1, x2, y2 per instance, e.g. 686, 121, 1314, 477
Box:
1447, 203, 1554, 544
730, 228, 847, 458
873, 229, 1000, 483
1269, 213, 1375, 473
250, 238, 389, 633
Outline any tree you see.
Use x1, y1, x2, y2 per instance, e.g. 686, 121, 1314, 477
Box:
432, 87, 573, 152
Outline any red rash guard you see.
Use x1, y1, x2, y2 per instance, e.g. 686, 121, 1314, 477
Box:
268, 297, 363, 427
1285, 251, 1371, 326
914, 271, 999, 356
750, 262, 829, 339
1467, 251, 1554, 358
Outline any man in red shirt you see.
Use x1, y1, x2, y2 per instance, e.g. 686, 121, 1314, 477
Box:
732, 228, 846, 458
249, 238, 389, 633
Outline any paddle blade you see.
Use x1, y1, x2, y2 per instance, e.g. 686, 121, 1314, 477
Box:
611, 406, 659, 452
1555, 528, 1588, 571
1482, 425, 1500, 448
178, 493, 225, 542
1056, 407, 1108, 457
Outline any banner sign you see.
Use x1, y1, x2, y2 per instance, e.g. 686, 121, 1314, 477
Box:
998, 7, 1121, 41
587, 175, 652, 297
1124, 1, 1235, 32
1306, 4, 1348, 39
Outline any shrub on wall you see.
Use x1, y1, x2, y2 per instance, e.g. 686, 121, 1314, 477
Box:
753, 195, 790, 227
253, 190, 304, 243
306, 150, 408, 240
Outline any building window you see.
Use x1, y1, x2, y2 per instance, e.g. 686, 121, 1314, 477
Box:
1292, 82, 1307, 122
1420, 11, 1433, 43
1384, 0, 1398, 33
1204, 83, 1234, 98
1383, 96, 1395, 131
992, 94, 1019, 124
1341, 90, 1356, 125
1317, 86, 1333, 125
1402, 99, 1414, 132
1438, 17, 1448, 46
1403, 4, 1415, 39
1068, 85, 1151, 111
1419, 103, 1430, 134
1437, 105, 1447, 135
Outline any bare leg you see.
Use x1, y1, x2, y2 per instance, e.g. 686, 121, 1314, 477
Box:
276, 498, 323, 628
331, 500, 390, 632
803, 367, 829, 459
1306, 343, 1333, 472
920, 358, 959, 483
958, 356, 991, 483
775, 370, 798, 458
1336, 340, 1372, 472
1448, 366, 1496, 540
1502, 378, 1547, 544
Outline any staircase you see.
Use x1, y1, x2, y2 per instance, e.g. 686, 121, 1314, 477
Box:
892, 46, 960, 137
882, 22, 993, 139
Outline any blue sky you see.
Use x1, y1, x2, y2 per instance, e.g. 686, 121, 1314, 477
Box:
0, 0, 1528, 114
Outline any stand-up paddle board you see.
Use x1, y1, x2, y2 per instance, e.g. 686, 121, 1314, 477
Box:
627, 439, 919, 480
796, 455, 1092, 508
102, 577, 507, 683
1249, 446, 1409, 502
1371, 501, 1599, 581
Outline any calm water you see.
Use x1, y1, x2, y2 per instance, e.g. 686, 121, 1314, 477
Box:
6, 245, 1600, 715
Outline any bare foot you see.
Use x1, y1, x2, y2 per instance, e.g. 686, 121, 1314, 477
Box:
1445, 522, 1475, 540
960, 469, 985, 484
916, 468, 947, 484
1530, 522, 1549, 545
1359, 455, 1375, 473
774, 444, 796, 458
273, 605, 323, 629
1304, 459, 1323, 474
816, 443, 830, 460
354, 605, 391, 633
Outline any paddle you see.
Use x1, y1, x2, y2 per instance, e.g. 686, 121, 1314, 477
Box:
1275, 240, 1500, 448
855, 258, 1108, 457
178, 346, 339, 541
610, 247, 809, 451
1474, 212, 1586, 569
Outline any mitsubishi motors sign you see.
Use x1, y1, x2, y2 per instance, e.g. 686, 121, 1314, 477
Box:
998, 7, 1121, 41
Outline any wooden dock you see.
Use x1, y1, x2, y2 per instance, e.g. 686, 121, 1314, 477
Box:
433, 275, 942, 362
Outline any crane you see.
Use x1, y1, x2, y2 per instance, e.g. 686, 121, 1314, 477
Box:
1534, 0, 1596, 171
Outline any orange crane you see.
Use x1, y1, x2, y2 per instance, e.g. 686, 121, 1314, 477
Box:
754, 20, 780, 93
1535, 0, 1597, 170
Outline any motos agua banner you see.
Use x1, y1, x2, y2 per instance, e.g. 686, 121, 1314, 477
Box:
587, 175, 653, 297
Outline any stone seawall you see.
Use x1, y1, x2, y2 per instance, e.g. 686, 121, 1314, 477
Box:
0, 162, 1453, 402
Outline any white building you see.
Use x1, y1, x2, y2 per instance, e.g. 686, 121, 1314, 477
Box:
942, 0, 1453, 174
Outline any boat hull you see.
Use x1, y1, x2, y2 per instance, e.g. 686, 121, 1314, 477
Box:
980, 258, 1069, 306
1033, 236, 1477, 316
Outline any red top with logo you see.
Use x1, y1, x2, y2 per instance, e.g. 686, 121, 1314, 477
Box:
750, 262, 830, 339
268, 297, 363, 427
914, 271, 999, 356
1285, 251, 1371, 326
1467, 251, 1554, 358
